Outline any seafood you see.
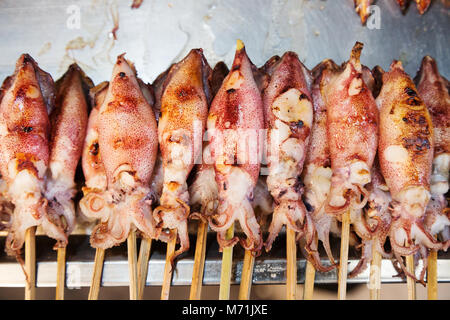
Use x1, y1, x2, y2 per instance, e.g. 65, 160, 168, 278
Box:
263, 52, 314, 253
354, 0, 373, 24
396, 0, 431, 14
45, 64, 93, 247
377, 60, 443, 283
189, 62, 229, 221
323, 42, 378, 243
154, 49, 211, 260
302, 59, 340, 270
416, 56, 450, 246
0, 54, 57, 254
79, 54, 159, 249
207, 40, 264, 252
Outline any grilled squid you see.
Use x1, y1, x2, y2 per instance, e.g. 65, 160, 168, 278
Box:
45, 64, 93, 247
377, 60, 444, 283
263, 52, 313, 253
303, 59, 340, 271
79, 54, 159, 249
154, 49, 212, 260
207, 40, 264, 252
354, 0, 373, 24
189, 62, 228, 221
349, 160, 393, 277
0, 54, 59, 255
323, 42, 378, 244
396, 0, 431, 14
416, 56, 450, 246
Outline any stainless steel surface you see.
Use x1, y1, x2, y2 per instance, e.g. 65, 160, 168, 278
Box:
0, 0, 448, 289
0, 0, 448, 85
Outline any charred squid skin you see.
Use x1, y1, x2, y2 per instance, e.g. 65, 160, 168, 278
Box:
0, 54, 69, 254
263, 51, 314, 252
353, 0, 373, 25
377, 60, 445, 281
207, 40, 264, 253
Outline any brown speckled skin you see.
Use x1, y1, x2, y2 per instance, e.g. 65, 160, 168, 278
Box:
377, 61, 433, 198
98, 55, 158, 186
208, 43, 264, 251
325, 43, 378, 173
415, 56, 450, 156
209, 45, 263, 183
50, 64, 93, 183
0, 55, 51, 179
0, 54, 60, 253
155, 49, 211, 259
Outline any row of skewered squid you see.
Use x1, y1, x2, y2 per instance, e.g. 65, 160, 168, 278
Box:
0, 40, 448, 285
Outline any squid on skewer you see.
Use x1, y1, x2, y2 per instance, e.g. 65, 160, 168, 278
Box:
154, 49, 212, 261
263, 52, 314, 250
377, 60, 446, 284
323, 42, 378, 244
303, 59, 340, 271
416, 56, 450, 253
0, 54, 59, 254
46, 64, 93, 247
207, 40, 264, 252
79, 54, 160, 249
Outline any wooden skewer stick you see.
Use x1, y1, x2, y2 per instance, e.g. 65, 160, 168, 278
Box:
337, 209, 351, 300
25, 227, 36, 300
88, 248, 105, 300
303, 236, 317, 300
127, 230, 138, 300
369, 242, 382, 300
137, 237, 152, 300
303, 260, 316, 300
219, 224, 234, 300
56, 247, 66, 300
189, 220, 208, 300
427, 249, 438, 300
161, 229, 177, 300
285, 227, 297, 300
238, 249, 255, 300
406, 254, 416, 300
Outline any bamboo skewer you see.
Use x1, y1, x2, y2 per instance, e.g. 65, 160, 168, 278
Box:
88, 248, 105, 300
137, 237, 152, 300
161, 229, 177, 300
56, 247, 66, 300
427, 249, 438, 300
189, 220, 208, 300
238, 249, 255, 300
219, 224, 234, 300
303, 260, 316, 300
406, 254, 416, 300
337, 209, 351, 300
25, 227, 36, 300
127, 230, 138, 300
369, 242, 382, 300
285, 227, 297, 300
